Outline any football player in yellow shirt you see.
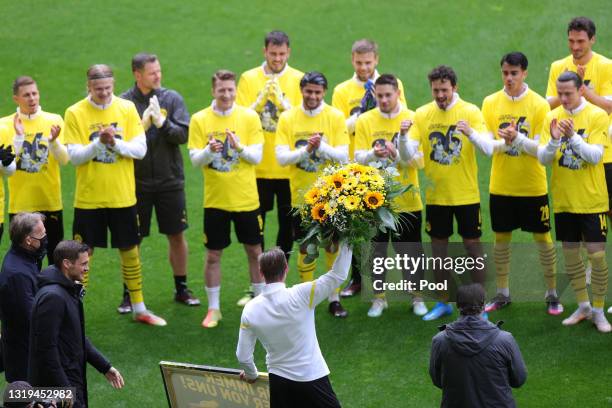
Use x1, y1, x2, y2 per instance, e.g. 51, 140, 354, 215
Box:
399, 65, 489, 321
63, 64, 166, 326
275, 71, 350, 318
0, 76, 68, 265
188, 70, 265, 328
235, 31, 303, 306
546, 17, 612, 231
480, 53, 561, 316
332, 39, 407, 298
354, 74, 427, 318
506, 71, 609, 332
546, 17, 612, 114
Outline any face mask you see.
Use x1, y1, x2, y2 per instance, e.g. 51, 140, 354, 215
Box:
30, 235, 48, 260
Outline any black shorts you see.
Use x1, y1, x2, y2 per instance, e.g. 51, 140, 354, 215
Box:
257, 178, 291, 213
490, 194, 551, 233
425, 204, 482, 239
605, 163, 612, 211
554, 212, 608, 243
269, 373, 340, 408
203, 208, 263, 250
136, 189, 188, 236
10, 210, 64, 264
73, 207, 140, 249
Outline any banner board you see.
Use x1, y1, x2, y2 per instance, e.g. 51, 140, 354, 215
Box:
160, 361, 270, 408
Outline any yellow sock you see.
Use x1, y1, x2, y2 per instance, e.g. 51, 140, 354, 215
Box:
297, 252, 316, 282
588, 251, 608, 309
534, 232, 557, 291
494, 232, 512, 291
563, 247, 589, 303
119, 246, 144, 304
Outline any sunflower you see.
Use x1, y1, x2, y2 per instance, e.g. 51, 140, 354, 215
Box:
343, 195, 361, 211
331, 174, 345, 189
311, 203, 327, 221
364, 191, 385, 209
305, 188, 321, 204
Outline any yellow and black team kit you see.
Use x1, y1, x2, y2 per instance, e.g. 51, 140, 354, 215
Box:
481, 87, 557, 293
543, 101, 609, 309
332, 74, 407, 159
0, 110, 65, 264
541, 101, 609, 238
62, 96, 145, 305
236, 64, 303, 255
482, 87, 552, 233
409, 97, 487, 239
276, 103, 349, 282
188, 104, 264, 250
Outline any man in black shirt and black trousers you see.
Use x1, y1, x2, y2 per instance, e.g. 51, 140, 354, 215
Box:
120, 53, 199, 312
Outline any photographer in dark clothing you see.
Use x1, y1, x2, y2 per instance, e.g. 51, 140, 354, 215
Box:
430, 283, 527, 408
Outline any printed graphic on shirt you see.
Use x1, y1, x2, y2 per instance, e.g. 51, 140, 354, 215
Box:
371, 133, 399, 169
429, 126, 462, 165
558, 129, 586, 170
88, 122, 123, 163
17, 133, 48, 173
499, 116, 530, 157
295, 138, 323, 172
260, 100, 280, 132
208, 131, 239, 173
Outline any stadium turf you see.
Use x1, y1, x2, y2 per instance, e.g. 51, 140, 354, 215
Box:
0, 0, 611, 406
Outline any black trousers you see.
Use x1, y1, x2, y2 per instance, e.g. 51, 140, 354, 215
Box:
269, 373, 341, 408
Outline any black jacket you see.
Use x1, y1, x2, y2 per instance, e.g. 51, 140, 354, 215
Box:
0, 245, 41, 382
121, 85, 190, 192
429, 315, 527, 408
28, 266, 111, 408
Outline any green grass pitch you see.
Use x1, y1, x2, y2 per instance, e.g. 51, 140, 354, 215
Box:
0, 1, 611, 406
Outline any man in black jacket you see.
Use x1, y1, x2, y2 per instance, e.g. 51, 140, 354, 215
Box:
120, 53, 199, 313
28, 240, 124, 407
0, 212, 46, 382
429, 283, 527, 408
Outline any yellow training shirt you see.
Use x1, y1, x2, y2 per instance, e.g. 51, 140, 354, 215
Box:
332, 75, 407, 159
236, 64, 304, 179
354, 107, 422, 212
482, 88, 550, 196
409, 97, 486, 206
0, 111, 64, 213
541, 102, 609, 213
188, 104, 263, 212
276, 104, 349, 206
62, 97, 143, 209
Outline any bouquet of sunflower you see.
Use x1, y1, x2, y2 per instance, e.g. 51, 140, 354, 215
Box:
298, 162, 410, 262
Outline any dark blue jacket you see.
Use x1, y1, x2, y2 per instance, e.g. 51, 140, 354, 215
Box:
0, 245, 40, 382
28, 265, 110, 408
430, 315, 527, 408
